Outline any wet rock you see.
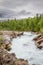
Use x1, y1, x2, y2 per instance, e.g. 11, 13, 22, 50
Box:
36, 42, 43, 49
37, 38, 43, 44
9, 31, 23, 38
0, 48, 29, 65
13, 31, 23, 37
0, 31, 23, 38
33, 34, 42, 41
0, 48, 17, 65
15, 59, 29, 65
36, 37, 43, 49
0, 31, 23, 50
33, 34, 43, 49
17, 32, 23, 36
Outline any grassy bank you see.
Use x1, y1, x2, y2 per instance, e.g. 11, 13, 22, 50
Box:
0, 14, 43, 33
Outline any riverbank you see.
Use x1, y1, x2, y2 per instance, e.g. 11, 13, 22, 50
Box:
10, 32, 43, 65
0, 31, 23, 50
0, 31, 43, 65
33, 34, 43, 49
0, 31, 29, 65
0, 31, 23, 38
0, 31, 43, 50
0, 48, 29, 65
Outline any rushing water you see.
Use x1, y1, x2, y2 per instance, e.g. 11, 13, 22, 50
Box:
10, 32, 43, 65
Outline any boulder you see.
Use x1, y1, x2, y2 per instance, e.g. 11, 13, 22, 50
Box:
0, 35, 12, 51
36, 42, 43, 49
0, 48, 29, 65
37, 38, 43, 44
33, 34, 43, 49
36, 37, 43, 49
15, 59, 29, 65
17, 32, 23, 36
13, 31, 23, 37
0, 31, 23, 38
33, 34, 41, 41
0, 48, 17, 65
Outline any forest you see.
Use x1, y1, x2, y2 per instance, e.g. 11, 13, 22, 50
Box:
0, 14, 43, 33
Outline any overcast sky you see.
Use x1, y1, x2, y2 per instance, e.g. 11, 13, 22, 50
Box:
0, 0, 43, 19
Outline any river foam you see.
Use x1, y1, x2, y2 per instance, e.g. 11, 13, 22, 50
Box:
10, 32, 43, 65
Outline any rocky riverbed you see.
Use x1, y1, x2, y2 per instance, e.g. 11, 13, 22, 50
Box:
0, 48, 29, 65
0, 31, 23, 51
0, 31, 23, 38
0, 31, 43, 65
0, 31, 29, 65
10, 32, 43, 65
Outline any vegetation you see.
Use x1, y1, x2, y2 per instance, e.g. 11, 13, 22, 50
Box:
0, 35, 5, 49
0, 14, 43, 33
0, 35, 3, 41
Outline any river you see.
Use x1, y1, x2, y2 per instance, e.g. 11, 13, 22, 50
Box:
10, 32, 43, 65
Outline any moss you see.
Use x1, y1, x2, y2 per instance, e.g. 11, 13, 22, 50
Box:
0, 35, 4, 41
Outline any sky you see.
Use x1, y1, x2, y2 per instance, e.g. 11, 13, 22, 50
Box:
0, 0, 43, 19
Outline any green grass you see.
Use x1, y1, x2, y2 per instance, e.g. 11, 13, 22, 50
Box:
0, 35, 3, 41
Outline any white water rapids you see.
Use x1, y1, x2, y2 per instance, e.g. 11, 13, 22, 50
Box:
10, 32, 43, 65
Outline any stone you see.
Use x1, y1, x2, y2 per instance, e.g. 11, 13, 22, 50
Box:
0, 31, 23, 38
0, 48, 29, 65
33, 34, 43, 49
33, 34, 41, 41
15, 59, 29, 65
0, 48, 17, 65
0, 35, 12, 51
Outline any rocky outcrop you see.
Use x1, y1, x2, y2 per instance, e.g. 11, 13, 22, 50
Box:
0, 48, 17, 65
12, 31, 23, 38
15, 59, 29, 65
0, 31, 23, 38
33, 34, 42, 41
0, 35, 12, 51
33, 34, 43, 49
0, 31, 23, 50
0, 48, 29, 65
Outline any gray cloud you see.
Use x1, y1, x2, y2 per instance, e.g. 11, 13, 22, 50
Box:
0, 9, 18, 18
0, 0, 43, 19
18, 10, 31, 15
